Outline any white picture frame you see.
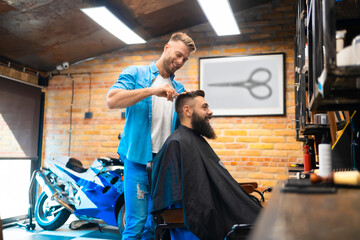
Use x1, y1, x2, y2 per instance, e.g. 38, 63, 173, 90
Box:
199, 53, 286, 117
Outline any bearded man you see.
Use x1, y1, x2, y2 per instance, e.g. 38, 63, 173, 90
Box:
150, 90, 262, 240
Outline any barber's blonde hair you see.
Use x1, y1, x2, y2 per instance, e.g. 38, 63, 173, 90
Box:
169, 32, 196, 53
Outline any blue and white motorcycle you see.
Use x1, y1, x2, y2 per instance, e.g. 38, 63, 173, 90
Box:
33, 156, 125, 234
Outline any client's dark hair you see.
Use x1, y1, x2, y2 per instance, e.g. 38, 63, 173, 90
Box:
175, 90, 205, 119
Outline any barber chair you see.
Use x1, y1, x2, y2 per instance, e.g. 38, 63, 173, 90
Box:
146, 161, 265, 240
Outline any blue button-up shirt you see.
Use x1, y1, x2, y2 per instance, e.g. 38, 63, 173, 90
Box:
108, 62, 184, 165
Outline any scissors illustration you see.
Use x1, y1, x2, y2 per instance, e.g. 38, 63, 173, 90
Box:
208, 68, 273, 100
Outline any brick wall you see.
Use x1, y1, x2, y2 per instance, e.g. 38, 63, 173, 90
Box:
43, 0, 302, 195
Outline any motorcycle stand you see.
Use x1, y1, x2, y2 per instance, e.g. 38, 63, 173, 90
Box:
16, 219, 36, 231
16, 171, 38, 231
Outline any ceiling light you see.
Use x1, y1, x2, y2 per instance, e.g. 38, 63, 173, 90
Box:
81, 6, 146, 44
197, 0, 240, 36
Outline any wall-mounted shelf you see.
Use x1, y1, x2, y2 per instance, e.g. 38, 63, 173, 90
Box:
309, 65, 360, 111
295, 0, 360, 139
300, 121, 347, 136
295, 0, 360, 170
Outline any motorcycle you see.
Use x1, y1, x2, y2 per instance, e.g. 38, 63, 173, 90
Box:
30, 156, 125, 234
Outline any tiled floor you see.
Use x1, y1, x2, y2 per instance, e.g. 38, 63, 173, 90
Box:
2, 215, 121, 240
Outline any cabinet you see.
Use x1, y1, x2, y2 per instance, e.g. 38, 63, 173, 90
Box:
294, 0, 360, 168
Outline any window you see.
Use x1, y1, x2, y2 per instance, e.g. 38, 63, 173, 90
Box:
0, 75, 43, 223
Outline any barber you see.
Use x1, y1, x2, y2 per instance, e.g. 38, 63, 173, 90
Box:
107, 32, 196, 239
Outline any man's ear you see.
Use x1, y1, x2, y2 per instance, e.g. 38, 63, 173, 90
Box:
183, 105, 192, 118
164, 43, 170, 51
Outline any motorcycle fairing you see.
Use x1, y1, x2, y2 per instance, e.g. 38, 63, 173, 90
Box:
45, 157, 124, 227
49, 157, 104, 187
72, 168, 124, 226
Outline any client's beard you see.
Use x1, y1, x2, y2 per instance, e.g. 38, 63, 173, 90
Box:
191, 112, 217, 139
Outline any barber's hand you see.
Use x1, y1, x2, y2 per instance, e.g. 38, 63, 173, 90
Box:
152, 84, 179, 102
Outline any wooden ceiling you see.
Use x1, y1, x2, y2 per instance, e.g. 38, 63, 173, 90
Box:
0, 0, 271, 72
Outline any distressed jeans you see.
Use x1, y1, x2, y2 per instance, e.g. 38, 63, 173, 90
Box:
122, 160, 155, 240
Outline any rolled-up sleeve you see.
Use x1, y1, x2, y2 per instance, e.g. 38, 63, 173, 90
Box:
108, 66, 138, 94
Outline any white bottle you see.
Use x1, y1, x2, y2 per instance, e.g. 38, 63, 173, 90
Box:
319, 131, 332, 177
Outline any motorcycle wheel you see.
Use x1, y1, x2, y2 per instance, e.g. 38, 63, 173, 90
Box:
35, 192, 71, 230
117, 204, 125, 234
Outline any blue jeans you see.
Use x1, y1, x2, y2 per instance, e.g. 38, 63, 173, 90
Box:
122, 160, 155, 240
170, 228, 200, 240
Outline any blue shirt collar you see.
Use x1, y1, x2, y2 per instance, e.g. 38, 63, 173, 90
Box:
150, 61, 175, 80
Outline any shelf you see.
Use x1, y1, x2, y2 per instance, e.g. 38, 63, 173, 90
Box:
288, 166, 304, 173
300, 120, 347, 136
301, 124, 330, 135
309, 65, 360, 111
295, 0, 360, 141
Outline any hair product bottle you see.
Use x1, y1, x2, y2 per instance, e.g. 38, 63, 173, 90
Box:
319, 131, 332, 177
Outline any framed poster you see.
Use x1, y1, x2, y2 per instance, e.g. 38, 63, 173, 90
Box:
199, 53, 285, 117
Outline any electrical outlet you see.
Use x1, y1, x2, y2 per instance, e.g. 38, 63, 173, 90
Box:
85, 112, 93, 119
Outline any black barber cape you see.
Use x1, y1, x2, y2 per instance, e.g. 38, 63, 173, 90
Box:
151, 125, 261, 240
